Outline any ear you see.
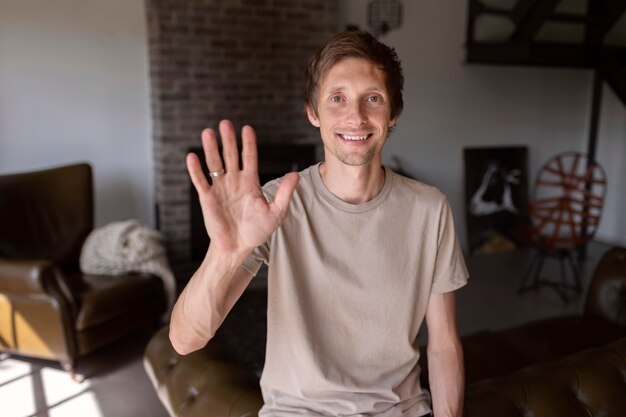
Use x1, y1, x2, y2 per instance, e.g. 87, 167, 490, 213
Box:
388, 116, 397, 128
306, 105, 320, 128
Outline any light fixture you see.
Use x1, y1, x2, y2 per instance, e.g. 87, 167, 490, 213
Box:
368, 0, 403, 38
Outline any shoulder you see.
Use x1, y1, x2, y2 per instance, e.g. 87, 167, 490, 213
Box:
388, 169, 448, 208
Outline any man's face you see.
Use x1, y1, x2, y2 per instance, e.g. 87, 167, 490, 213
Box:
307, 57, 396, 168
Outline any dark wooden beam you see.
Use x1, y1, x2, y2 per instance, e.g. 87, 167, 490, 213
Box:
475, 5, 601, 25
467, 0, 479, 47
465, 1, 626, 73
475, 3, 512, 18
601, 50, 626, 108
551, 12, 601, 25
580, 67, 605, 252
587, 67, 603, 163
511, 0, 536, 24
585, 0, 626, 46
510, 0, 562, 42
466, 42, 598, 67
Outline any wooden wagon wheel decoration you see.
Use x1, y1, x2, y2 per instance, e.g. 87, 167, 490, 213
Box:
528, 152, 607, 251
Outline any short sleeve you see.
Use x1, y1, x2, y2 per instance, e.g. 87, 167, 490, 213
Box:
240, 242, 269, 276
239, 182, 275, 276
432, 198, 469, 293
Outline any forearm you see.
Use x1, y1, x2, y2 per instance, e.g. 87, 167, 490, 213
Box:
171, 119, 297, 355
169, 246, 254, 355
427, 338, 464, 417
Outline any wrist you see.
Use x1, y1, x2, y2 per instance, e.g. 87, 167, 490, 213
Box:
205, 243, 253, 272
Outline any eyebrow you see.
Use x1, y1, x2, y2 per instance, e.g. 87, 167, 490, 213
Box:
324, 85, 386, 94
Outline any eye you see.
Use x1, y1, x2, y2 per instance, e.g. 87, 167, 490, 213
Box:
366, 95, 382, 103
330, 96, 343, 103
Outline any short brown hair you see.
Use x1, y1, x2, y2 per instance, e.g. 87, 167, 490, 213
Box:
304, 31, 404, 121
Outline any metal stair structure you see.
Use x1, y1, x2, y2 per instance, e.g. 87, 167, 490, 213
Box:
466, 0, 626, 159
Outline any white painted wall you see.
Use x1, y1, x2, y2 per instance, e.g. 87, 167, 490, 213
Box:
341, 0, 626, 247
0, 0, 154, 227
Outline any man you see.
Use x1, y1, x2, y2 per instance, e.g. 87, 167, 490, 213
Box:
170, 31, 468, 417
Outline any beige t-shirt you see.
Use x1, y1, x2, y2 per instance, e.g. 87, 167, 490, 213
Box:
242, 164, 469, 416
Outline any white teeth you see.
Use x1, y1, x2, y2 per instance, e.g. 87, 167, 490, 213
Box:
341, 134, 368, 141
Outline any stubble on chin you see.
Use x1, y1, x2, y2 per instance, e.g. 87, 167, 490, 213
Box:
335, 148, 377, 167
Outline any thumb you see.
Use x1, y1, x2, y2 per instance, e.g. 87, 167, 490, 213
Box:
270, 172, 300, 221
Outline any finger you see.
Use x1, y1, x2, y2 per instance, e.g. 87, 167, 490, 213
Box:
201, 128, 223, 174
219, 119, 240, 172
270, 172, 300, 221
186, 152, 210, 194
241, 125, 258, 174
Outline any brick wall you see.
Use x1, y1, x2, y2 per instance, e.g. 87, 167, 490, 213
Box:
146, 0, 337, 284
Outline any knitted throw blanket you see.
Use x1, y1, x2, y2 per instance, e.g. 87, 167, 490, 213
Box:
79, 219, 176, 319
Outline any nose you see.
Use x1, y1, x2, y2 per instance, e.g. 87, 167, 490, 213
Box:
346, 100, 367, 127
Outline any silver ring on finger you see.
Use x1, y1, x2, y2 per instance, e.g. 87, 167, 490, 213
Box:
209, 168, 226, 178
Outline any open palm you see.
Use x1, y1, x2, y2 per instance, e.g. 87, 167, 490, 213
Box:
187, 120, 299, 257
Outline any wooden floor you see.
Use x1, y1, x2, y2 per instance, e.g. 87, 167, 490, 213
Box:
0, 241, 614, 417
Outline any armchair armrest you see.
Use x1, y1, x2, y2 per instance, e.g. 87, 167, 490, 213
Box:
584, 248, 626, 327
0, 258, 58, 294
144, 326, 264, 417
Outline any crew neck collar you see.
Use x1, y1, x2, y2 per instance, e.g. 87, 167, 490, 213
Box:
311, 163, 394, 213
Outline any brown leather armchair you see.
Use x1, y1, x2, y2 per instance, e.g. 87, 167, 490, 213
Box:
0, 163, 166, 375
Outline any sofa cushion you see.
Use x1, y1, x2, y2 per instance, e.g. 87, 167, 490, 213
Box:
498, 315, 626, 364
461, 330, 536, 384
456, 315, 626, 385
75, 272, 164, 330
464, 337, 626, 417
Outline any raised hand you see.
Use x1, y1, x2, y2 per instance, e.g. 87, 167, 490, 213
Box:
187, 120, 299, 258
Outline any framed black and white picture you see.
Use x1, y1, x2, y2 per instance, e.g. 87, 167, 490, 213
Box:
464, 146, 529, 255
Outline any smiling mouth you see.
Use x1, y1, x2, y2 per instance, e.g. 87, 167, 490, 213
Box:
338, 133, 370, 141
